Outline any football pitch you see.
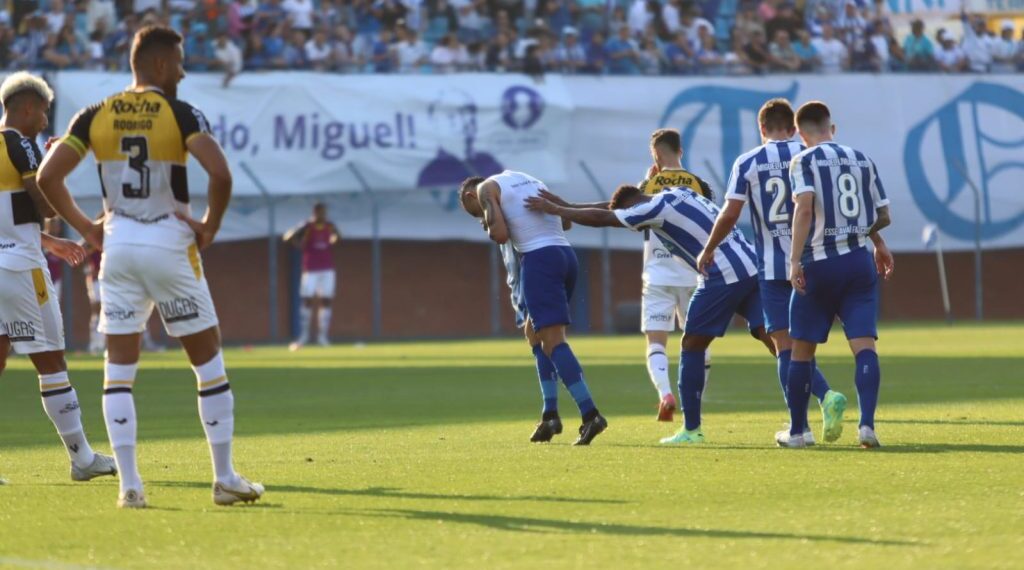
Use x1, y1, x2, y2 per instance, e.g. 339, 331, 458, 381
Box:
1, 322, 1021, 570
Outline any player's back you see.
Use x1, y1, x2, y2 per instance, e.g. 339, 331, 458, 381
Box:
489, 170, 570, 253
637, 167, 709, 287
790, 141, 889, 264
64, 87, 211, 251
727, 139, 805, 281
0, 129, 44, 271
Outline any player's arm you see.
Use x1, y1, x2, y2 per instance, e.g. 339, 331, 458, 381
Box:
329, 222, 341, 244
282, 222, 308, 247
24, 180, 56, 218
36, 143, 101, 250
789, 192, 813, 295
177, 134, 232, 250
524, 196, 624, 228
536, 188, 608, 210
40, 232, 86, 266
477, 180, 510, 244
697, 199, 744, 275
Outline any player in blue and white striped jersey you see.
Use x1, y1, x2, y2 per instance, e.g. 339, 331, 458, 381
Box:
525, 185, 776, 446
697, 99, 846, 446
784, 101, 895, 449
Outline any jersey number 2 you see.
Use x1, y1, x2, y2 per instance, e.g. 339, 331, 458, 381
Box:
764, 177, 789, 224
121, 136, 151, 199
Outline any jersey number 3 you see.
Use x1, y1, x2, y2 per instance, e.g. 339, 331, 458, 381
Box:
121, 136, 151, 199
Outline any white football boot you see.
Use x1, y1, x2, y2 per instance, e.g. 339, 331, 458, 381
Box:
213, 475, 265, 506
71, 453, 118, 482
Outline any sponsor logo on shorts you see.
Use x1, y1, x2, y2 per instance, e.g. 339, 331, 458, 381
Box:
104, 306, 137, 321
159, 297, 200, 323
646, 313, 674, 323
653, 248, 673, 260
3, 320, 36, 342
0, 241, 16, 250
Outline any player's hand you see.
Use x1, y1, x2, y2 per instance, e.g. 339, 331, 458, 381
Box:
536, 188, 568, 207
44, 237, 87, 266
696, 247, 714, 276
874, 241, 895, 280
43, 136, 60, 151
789, 261, 806, 295
175, 212, 218, 250
646, 164, 660, 179
524, 196, 558, 215
78, 220, 103, 252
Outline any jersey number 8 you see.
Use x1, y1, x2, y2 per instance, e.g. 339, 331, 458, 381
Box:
836, 173, 861, 219
121, 136, 151, 199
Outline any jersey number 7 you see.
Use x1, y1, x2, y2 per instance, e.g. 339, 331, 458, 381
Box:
121, 136, 151, 199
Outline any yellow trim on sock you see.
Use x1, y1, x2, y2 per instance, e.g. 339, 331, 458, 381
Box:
198, 375, 227, 389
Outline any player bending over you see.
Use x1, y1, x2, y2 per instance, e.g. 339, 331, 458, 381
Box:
37, 26, 264, 507
783, 101, 894, 449
697, 98, 849, 446
459, 171, 608, 445
527, 184, 776, 445
284, 202, 340, 350
0, 72, 117, 483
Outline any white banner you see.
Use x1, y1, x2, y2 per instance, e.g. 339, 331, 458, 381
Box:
54, 72, 1024, 253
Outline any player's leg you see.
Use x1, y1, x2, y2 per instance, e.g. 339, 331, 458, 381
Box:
292, 271, 315, 350
526, 320, 562, 442
840, 248, 883, 448
316, 271, 335, 346
155, 244, 263, 504
677, 286, 712, 393
642, 283, 676, 421
525, 246, 605, 445
0, 335, 6, 485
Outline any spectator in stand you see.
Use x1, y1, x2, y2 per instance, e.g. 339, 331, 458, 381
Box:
86, 28, 105, 69
575, 0, 606, 37
768, 28, 801, 71
44, 0, 67, 35
333, 24, 360, 72
765, 2, 802, 41
637, 35, 663, 74
738, 28, 770, 74
811, 23, 848, 72
255, 0, 287, 33
305, 28, 334, 71
485, 31, 515, 71
184, 21, 215, 71
679, 6, 713, 47
368, 27, 394, 72
214, 33, 243, 86
395, 25, 427, 72
960, 11, 993, 73
867, 20, 892, 71
522, 42, 545, 78
608, 6, 629, 38
662, 0, 682, 34
759, 0, 781, 21
262, 22, 289, 69
664, 29, 694, 74
86, 0, 117, 35
541, 0, 574, 36
1017, 28, 1024, 71
227, 0, 251, 39
430, 33, 462, 73
376, 0, 407, 31
605, 23, 640, 74
283, 0, 315, 33
694, 26, 724, 74
244, 33, 267, 69
627, 0, 652, 37
792, 28, 818, 71
990, 20, 1016, 73
554, 26, 587, 73
934, 29, 966, 72
733, 3, 766, 42
585, 30, 608, 74
902, 19, 934, 71
283, 28, 309, 68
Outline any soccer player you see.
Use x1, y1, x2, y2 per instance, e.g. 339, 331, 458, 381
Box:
0, 71, 117, 482
36, 26, 264, 507
284, 202, 340, 350
696, 98, 847, 445
459, 171, 608, 445
782, 101, 894, 449
526, 184, 776, 445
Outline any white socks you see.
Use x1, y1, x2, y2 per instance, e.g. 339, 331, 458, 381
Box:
298, 305, 312, 343
646, 343, 673, 398
704, 348, 712, 391
39, 372, 95, 469
194, 351, 238, 485
317, 307, 332, 341
103, 361, 141, 493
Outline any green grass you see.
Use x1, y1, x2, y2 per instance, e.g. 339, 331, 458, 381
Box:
1, 322, 1022, 570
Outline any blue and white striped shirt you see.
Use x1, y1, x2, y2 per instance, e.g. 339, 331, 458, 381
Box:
789, 142, 890, 264
725, 139, 806, 281
614, 188, 758, 288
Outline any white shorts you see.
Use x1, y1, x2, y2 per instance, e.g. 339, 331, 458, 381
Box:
300, 270, 336, 299
0, 266, 65, 354
86, 276, 102, 304
641, 283, 697, 333
99, 244, 219, 338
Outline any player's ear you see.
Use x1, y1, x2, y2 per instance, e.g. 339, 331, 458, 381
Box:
830, 123, 836, 136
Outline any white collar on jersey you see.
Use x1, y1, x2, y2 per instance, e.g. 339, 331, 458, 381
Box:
126, 84, 165, 95
0, 126, 25, 137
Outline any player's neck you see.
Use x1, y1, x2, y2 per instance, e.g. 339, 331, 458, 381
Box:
658, 161, 682, 170
130, 78, 164, 94
0, 117, 31, 137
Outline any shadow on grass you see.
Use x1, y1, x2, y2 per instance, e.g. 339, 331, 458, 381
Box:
350, 508, 922, 546
148, 480, 626, 505
883, 419, 1024, 427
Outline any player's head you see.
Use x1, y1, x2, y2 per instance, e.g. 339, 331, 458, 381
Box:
649, 128, 683, 169
312, 202, 327, 222
458, 176, 486, 218
0, 71, 53, 136
758, 98, 796, 142
130, 25, 185, 98
609, 184, 646, 210
794, 100, 835, 147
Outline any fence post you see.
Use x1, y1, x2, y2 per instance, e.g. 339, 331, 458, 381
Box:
579, 161, 614, 334
239, 162, 279, 342
347, 163, 383, 339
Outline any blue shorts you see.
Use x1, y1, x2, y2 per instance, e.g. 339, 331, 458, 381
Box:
521, 245, 578, 331
683, 276, 764, 337
790, 247, 878, 344
760, 279, 793, 335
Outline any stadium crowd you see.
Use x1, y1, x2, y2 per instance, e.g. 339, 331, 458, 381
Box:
0, 0, 1021, 76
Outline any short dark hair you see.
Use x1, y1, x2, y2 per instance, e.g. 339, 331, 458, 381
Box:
650, 129, 682, 153
610, 185, 643, 210
459, 176, 486, 213
758, 98, 795, 132
795, 100, 832, 131
130, 25, 183, 68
